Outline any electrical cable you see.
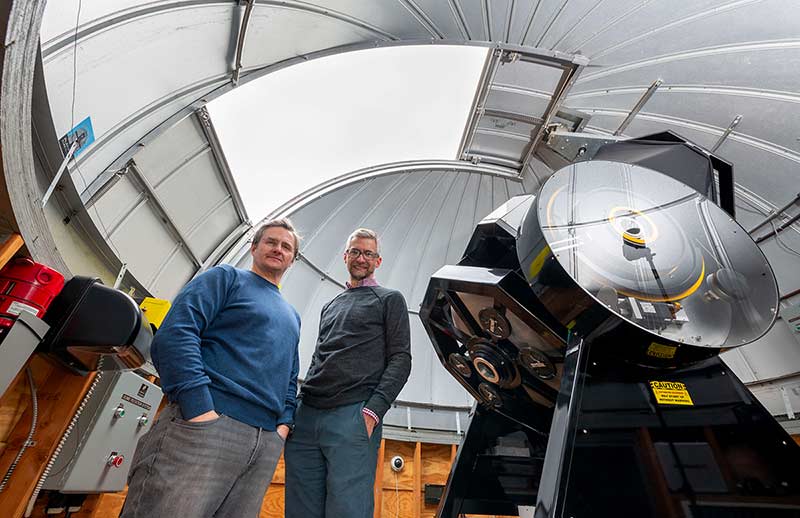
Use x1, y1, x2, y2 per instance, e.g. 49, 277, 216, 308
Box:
67, 0, 88, 190
62, 0, 124, 262
769, 220, 800, 259
394, 471, 400, 518
70, 0, 81, 135
0, 367, 38, 492
24, 370, 104, 517
44, 418, 82, 479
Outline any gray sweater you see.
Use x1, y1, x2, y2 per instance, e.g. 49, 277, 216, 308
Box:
300, 286, 412, 419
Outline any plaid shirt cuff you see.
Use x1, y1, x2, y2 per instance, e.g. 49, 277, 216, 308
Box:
361, 407, 380, 424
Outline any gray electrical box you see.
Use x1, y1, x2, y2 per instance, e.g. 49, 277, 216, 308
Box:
43, 370, 162, 493
0, 311, 49, 395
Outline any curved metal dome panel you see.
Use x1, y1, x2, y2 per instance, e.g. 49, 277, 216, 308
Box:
237, 8, 385, 70
41, 4, 234, 190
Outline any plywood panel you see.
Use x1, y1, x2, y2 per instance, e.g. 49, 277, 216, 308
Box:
260, 484, 285, 518
0, 356, 55, 456
97, 493, 127, 518
421, 443, 451, 517
421, 443, 452, 486
271, 453, 286, 484
382, 487, 415, 518
381, 440, 417, 490
0, 234, 24, 270
414, 442, 421, 518
0, 360, 97, 516
261, 452, 286, 518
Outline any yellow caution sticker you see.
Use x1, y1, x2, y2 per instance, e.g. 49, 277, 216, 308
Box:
646, 342, 677, 359
140, 297, 172, 329
650, 381, 693, 406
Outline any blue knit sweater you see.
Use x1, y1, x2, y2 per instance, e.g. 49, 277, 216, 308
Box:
151, 265, 300, 430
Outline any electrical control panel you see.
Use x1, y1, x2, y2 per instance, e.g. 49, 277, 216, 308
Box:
43, 370, 162, 493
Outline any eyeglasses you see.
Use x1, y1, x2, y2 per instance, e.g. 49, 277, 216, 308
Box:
346, 248, 380, 260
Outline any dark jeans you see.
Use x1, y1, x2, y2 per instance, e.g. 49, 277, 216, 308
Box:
120, 404, 284, 518
284, 401, 382, 518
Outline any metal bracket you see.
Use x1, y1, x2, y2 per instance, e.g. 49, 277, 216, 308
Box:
520, 59, 587, 173
614, 78, 663, 136
782, 386, 795, 420
125, 161, 202, 267
195, 106, 249, 224
456, 46, 504, 159
748, 192, 800, 235
545, 130, 623, 163
231, 0, 255, 85
711, 114, 743, 152
500, 51, 520, 64
41, 140, 79, 209
113, 263, 127, 289
552, 107, 591, 133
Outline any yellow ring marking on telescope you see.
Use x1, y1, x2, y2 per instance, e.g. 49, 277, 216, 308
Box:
530, 184, 566, 280
545, 185, 567, 228
622, 232, 647, 246
609, 206, 660, 243
542, 184, 703, 303
528, 245, 551, 279
618, 258, 706, 303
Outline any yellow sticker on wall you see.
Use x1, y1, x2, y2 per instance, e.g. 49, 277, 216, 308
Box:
649, 381, 693, 406
647, 342, 677, 359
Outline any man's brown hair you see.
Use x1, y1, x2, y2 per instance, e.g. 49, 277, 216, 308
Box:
345, 228, 379, 254
252, 218, 301, 259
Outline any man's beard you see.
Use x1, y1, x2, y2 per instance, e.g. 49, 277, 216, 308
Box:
349, 265, 372, 280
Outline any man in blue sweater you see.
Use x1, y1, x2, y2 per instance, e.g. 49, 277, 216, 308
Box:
121, 218, 302, 518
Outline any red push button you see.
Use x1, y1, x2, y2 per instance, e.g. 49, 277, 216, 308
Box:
107, 454, 125, 468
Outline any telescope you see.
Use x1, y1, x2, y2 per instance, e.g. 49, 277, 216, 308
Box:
420, 147, 800, 517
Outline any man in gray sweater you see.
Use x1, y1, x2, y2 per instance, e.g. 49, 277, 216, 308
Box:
285, 228, 412, 518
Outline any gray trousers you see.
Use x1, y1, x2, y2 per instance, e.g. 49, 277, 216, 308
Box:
284, 401, 382, 518
120, 404, 284, 518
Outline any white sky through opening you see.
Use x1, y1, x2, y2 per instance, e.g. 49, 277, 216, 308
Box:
208, 45, 487, 222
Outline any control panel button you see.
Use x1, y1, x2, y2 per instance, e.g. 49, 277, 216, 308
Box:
113, 404, 125, 418
138, 414, 149, 427
106, 453, 125, 468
